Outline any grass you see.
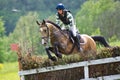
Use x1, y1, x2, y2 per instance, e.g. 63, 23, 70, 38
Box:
0, 62, 20, 80
110, 40, 120, 46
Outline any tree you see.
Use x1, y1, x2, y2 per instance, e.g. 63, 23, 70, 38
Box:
0, 0, 86, 35
9, 12, 45, 55
76, 0, 120, 39
94, 0, 120, 39
0, 17, 5, 63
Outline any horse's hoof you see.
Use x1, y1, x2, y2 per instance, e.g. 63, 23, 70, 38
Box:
57, 54, 62, 59
50, 56, 57, 61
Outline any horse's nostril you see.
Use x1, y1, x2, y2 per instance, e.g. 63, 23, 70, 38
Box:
44, 42, 47, 44
43, 42, 47, 46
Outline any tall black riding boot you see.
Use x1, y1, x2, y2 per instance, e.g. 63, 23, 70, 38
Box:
74, 36, 82, 52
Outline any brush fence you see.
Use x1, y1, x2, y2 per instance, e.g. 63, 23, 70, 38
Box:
18, 56, 120, 80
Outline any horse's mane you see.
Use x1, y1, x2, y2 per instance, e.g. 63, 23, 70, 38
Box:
46, 20, 61, 30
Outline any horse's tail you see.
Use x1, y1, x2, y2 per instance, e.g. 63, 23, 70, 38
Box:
91, 36, 110, 47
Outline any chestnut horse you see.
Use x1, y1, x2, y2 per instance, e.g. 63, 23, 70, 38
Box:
36, 20, 97, 61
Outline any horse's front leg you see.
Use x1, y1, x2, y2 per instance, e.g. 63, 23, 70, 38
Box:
54, 42, 62, 59
45, 47, 57, 61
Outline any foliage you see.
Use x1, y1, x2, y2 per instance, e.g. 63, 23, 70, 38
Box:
91, 28, 101, 36
0, 0, 86, 35
76, 0, 120, 39
18, 46, 120, 70
109, 36, 120, 46
94, 1, 120, 39
0, 63, 3, 70
0, 18, 5, 63
9, 12, 45, 55
0, 18, 5, 36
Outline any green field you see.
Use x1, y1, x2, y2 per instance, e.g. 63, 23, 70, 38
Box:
0, 62, 20, 80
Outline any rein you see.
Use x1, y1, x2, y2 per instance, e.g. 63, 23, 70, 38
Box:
41, 24, 49, 45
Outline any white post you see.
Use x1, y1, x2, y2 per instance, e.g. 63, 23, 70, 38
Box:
20, 75, 25, 80
84, 65, 89, 80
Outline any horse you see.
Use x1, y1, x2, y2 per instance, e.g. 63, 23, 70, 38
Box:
36, 20, 97, 61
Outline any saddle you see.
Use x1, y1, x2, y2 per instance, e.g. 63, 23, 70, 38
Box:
62, 30, 84, 53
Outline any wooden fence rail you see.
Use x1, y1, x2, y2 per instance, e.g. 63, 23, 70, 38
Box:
18, 56, 120, 80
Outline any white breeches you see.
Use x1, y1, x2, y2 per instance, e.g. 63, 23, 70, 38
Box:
69, 25, 77, 37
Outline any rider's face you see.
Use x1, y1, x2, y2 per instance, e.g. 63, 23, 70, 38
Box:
57, 9, 63, 14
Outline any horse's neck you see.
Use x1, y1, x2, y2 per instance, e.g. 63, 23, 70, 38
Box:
48, 23, 59, 35
47, 23, 69, 41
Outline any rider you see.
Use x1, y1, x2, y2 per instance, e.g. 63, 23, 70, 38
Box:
55, 3, 82, 52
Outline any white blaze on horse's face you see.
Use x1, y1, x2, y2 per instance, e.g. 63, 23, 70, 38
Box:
41, 38, 45, 45
39, 23, 49, 45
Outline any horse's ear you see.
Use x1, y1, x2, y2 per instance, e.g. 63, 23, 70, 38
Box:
42, 19, 46, 24
36, 20, 40, 25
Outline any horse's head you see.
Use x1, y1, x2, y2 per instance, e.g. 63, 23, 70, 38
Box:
36, 20, 49, 46
36, 20, 62, 46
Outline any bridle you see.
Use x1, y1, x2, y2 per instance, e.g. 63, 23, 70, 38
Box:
40, 23, 49, 46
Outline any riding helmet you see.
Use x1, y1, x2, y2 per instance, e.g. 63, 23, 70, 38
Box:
56, 3, 65, 10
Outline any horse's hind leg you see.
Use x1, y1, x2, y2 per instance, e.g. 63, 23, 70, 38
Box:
45, 47, 57, 61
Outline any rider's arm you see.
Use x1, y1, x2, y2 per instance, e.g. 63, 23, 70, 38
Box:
67, 12, 75, 27
56, 13, 63, 26
67, 12, 77, 36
